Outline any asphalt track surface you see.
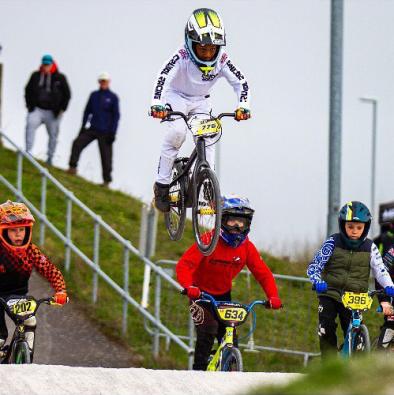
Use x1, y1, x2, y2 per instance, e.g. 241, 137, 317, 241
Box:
11, 272, 139, 367
0, 365, 300, 395
0, 273, 300, 395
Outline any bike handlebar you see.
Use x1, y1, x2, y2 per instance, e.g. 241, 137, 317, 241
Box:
181, 289, 268, 311
312, 285, 386, 297
166, 111, 236, 123
0, 296, 54, 321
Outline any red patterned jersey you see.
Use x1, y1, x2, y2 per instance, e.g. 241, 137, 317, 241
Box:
0, 242, 66, 295
176, 237, 279, 298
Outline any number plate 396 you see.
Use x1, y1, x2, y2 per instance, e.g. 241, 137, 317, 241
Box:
342, 292, 372, 310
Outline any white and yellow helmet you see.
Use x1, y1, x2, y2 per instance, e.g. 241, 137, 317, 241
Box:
185, 8, 226, 72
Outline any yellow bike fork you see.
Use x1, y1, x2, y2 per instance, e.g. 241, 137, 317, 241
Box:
207, 327, 234, 371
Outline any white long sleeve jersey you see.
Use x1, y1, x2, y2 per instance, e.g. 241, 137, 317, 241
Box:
151, 46, 250, 109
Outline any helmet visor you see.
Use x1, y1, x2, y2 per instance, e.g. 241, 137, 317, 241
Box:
223, 216, 250, 232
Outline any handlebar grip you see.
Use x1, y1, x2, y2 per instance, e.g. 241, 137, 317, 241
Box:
218, 112, 236, 120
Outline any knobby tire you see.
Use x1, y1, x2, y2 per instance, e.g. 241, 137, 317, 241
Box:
165, 162, 187, 241
192, 166, 221, 256
12, 341, 31, 364
220, 346, 243, 372
352, 324, 371, 354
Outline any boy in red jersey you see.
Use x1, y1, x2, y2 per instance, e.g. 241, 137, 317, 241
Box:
0, 200, 68, 359
176, 195, 281, 370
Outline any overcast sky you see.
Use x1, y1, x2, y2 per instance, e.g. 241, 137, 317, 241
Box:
1, 0, 394, 257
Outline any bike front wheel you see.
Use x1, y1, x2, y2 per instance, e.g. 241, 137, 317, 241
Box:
192, 166, 222, 256
352, 324, 371, 354
220, 346, 243, 372
164, 161, 187, 241
11, 341, 31, 364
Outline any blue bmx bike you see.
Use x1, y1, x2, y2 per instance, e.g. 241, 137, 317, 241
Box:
340, 289, 384, 357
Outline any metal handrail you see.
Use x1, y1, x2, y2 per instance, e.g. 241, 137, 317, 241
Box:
0, 130, 193, 360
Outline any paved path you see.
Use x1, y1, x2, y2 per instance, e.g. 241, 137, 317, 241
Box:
6, 272, 140, 367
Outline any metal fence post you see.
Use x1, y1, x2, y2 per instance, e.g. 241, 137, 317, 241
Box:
65, 195, 73, 272
141, 204, 158, 308
188, 310, 195, 370
39, 171, 47, 246
16, 151, 23, 200
122, 245, 130, 335
153, 272, 161, 358
92, 217, 101, 303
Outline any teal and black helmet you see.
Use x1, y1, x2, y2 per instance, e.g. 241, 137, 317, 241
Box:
338, 201, 372, 248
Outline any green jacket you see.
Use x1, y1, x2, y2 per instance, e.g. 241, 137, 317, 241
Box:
322, 235, 372, 302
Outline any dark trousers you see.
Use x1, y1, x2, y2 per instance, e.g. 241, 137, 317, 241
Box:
69, 128, 115, 183
318, 296, 352, 358
0, 306, 8, 340
189, 291, 231, 370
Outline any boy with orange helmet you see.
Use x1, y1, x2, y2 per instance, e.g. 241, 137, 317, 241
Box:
0, 200, 68, 358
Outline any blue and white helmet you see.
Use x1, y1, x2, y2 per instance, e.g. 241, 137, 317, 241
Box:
220, 195, 254, 248
185, 8, 226, 73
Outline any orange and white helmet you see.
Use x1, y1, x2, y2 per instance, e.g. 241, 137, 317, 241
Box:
0, 200, 35, 251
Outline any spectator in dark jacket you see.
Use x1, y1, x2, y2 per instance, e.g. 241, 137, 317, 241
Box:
25, 54, 71, 165
67, 72, 120, 187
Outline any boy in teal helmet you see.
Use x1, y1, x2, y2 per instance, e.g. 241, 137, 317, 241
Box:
307, 201, 394, 357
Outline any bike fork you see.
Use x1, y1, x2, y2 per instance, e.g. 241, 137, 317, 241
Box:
206, 327, 235, 371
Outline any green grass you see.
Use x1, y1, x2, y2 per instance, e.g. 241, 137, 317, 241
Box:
249, 354, 394, 394
0, 144, 387, 371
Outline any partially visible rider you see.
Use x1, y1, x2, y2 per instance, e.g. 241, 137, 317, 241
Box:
149, 8, 251, 212
0, 200, 68, 359
307, 201, 394, 358
176, 195, 282, 370
375, 245, 394, 349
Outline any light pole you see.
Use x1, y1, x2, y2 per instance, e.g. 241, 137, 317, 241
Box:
359, 96, 378, 236
327, 0, 344, 236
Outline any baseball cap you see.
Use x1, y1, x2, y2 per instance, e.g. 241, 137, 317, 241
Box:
41, 54, 54, 65
98, 72, 110, 81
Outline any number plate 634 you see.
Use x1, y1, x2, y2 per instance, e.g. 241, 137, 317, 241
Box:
217, 307, 247, 322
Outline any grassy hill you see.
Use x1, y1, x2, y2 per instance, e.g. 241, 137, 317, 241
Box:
249, 354, 394, 395
0, 144, 387, 371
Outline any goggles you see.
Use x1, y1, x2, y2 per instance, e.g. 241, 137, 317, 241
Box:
223, 216, 249, 231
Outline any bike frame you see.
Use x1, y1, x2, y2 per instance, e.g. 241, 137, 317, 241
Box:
195, 292, 266, 371
166, 111, 234, 195
339, 289, 383, 357
341, 309, 364, 357
0, 296, 52, 363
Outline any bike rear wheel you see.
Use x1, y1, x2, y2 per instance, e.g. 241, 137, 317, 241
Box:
192, 166, 222, 256
352, 324, 371, 354
220, 346, 243, 372
11, 341, 31, 364
164, 161, 187, 241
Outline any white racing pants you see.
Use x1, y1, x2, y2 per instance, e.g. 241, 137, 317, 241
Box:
156, 91, 215, 185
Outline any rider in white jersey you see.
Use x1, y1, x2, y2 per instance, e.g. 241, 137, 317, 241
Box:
150, 8, 251, 212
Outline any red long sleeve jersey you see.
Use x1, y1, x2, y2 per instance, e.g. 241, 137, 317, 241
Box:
0, 242, 66, 296
176, 237, 279, 298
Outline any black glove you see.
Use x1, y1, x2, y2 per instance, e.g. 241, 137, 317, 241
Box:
27, 106, 35, 113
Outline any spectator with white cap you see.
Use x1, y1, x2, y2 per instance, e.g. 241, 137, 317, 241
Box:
67, 72, 120, 187
25, 54, 71, 165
